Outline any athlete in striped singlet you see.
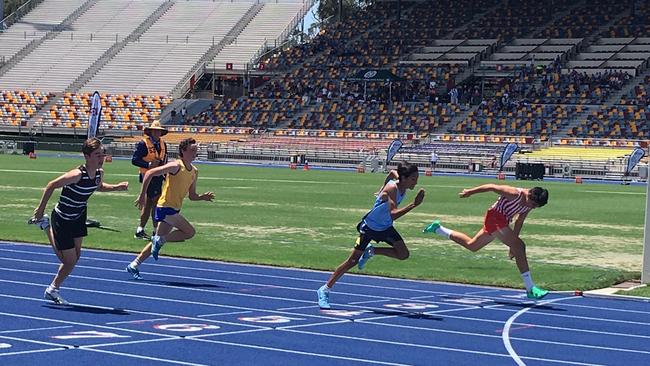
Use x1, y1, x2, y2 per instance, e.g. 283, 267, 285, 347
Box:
126, 138, 214, 279
31, 138, 129, 305
424, 184, 550, 299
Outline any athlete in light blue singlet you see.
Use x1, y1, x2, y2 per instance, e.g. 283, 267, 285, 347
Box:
316, 161, 425, 309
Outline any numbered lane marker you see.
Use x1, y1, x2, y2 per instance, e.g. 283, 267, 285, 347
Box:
384, 303, 439, 310
238, 315, 303, 324
154, 324, 220, 332
52, 331, 129, 340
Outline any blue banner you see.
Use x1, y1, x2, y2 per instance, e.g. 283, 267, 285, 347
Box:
87, 91, 101, 138
625, 147, 646, 175
385, 139, 403, 167
499, 143, 518, 171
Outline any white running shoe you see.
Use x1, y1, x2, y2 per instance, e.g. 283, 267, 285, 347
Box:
44, 287, 69, 305
28, 214, 50, 230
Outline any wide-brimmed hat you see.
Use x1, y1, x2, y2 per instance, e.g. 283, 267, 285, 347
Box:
144, 120, 168, 136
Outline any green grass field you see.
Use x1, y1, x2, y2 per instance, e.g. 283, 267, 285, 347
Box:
0, 153, 646, 294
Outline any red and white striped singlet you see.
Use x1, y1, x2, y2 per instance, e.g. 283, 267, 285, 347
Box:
490, 189, 532, 222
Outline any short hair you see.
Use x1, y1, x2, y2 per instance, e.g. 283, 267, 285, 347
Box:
82, 137, 102, 156
179, 137, 196, 155
396, 161, 419, 180
529, 187, 549, 207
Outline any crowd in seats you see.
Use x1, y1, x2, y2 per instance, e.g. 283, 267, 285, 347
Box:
289, 101, 456, 132
187, 98, 300, 128
239, 136, 389, 152
0, 90, 54, 126
40, 93, 170, 130
454, 0, 570, 41
620, 75, 650, 106
570, 106, 650, 139
485, 65, 631, 105
455, 102, 585, 138
258, 1, 472, 103
540, 0, 632, 38
603, 1, 650, 37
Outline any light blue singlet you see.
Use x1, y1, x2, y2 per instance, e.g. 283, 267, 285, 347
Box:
363, 180, 405, 231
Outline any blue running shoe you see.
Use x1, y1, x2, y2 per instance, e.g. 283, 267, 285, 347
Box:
358, 243, 375, 270
151, 235, 163, 261
317, 285, 331, 309
423, 219, 441, 234
126, 264, 143, 280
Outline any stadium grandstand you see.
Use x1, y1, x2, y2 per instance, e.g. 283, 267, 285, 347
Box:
0, 0, 648, 181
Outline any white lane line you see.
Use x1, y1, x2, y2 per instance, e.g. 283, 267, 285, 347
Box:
106, 318, 169, 325
0, 334, 70, 348
0, 246, 526, 298
0, 309, 180, 339
0, 348, 65, 358
503, 296, 580, 366
0, 325, 73, 334
0, 262, 464, 316
281, 328, 607, 366
0, 281, 342, 323
79, 347, 209, 366
196, 311, 252, 318
0, 292, 270, 331
489, 305, 650, 327
191, 337, 411, 366
7, 246, 649, 318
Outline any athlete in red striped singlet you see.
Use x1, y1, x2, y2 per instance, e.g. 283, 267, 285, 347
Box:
423, 184, 550, 300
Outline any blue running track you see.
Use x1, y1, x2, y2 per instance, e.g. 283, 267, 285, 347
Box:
1, 241, 649, 365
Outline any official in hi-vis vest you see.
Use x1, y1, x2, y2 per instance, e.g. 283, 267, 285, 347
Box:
131, 120, 168, 239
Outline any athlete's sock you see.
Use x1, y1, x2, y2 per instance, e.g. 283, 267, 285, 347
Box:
436, 225, 452, 239
521, 271, 534, 291
130, 258, 142, 268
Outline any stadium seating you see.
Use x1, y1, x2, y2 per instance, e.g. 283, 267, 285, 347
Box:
288, 101, 456, 132
38, 93, 171, 130
570, 106, 650, 139
454, 103, 586, 138
187, 97, 300, 128
0, 90, 54, 127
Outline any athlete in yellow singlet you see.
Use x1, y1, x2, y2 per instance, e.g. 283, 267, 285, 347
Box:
126, 138, 214, 279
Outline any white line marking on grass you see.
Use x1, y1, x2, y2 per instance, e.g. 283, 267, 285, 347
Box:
0, 169, 350, 185
190, 337, 411, 366
0, 348, 65, 357
583, 190, 645, 195
503, 297, 578, 366
79, 347, 209, 366
0, 325, 73, 334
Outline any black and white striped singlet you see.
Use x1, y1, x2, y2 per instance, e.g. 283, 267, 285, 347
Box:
54, 165, 101, 221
